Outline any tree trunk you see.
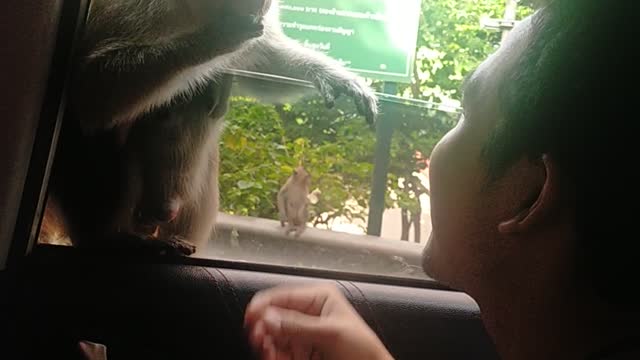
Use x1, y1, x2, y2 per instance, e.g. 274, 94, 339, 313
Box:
413, 205, 422, 243
411, 48, 421, 98
401, 208, 411, 241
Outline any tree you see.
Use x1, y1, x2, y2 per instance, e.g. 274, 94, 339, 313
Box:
378, 0, 534, 242
398, 0, 534, 104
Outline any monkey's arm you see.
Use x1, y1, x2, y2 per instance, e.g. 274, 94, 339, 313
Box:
241, 28, 378, 124
72, 17, 262, 133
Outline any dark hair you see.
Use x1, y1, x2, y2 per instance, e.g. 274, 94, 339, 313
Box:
484, 0, 638, 306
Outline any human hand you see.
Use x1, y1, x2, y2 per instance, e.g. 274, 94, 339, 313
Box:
244, 284, 393, 360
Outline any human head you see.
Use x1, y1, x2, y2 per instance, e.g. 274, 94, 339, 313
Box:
422, 0, 637, 306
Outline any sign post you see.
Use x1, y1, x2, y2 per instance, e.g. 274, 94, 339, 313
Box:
366, 81, 397, 236
279, 0, 422, 236
279, 0, 421, 83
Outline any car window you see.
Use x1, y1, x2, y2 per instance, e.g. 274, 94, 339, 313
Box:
36, 0, 534, 282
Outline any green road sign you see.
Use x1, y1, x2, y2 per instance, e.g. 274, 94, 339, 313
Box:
279, 0, 422, 84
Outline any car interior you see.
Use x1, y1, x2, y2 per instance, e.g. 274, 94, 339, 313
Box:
0, 1, 500, 359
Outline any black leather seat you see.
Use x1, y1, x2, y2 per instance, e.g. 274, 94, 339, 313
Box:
1, 246, 498, 360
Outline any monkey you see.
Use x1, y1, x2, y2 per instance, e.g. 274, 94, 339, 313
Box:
71, 0, 376, 131
121, 79, 231, 251
46, 75, 233, 256
277, 166, 311, 237
113, 77, 234, 255
41, 0, 378, 256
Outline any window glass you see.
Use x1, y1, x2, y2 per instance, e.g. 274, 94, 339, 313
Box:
37, 0, 534, 282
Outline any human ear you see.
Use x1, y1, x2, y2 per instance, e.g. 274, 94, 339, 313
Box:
498, 155, 559, 234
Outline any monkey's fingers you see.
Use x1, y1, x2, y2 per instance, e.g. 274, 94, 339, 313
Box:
354, 96, 368, 121
315, 79, 336, 109
356, 87, 378, 125
339, 82, 378, 126
346, 93, 376, 126
163, 236, 197, 256
316, 77, 378, 125
82, 233, 191, 257
362, 94, 378, 126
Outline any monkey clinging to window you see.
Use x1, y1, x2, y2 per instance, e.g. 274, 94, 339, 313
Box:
41, 0, 378, 256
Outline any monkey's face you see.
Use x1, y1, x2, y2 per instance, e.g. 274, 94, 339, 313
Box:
293, 166, 311, 186
135, 197, 183, 228
122, 113, 203, 235
125, 150, 186, 235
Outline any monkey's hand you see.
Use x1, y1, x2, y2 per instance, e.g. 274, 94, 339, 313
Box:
160, 235, 197, 256
82, 233, 196, 257
315, 74, 378, 125
133, 234, 196, 257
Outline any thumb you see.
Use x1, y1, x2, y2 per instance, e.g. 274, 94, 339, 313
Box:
262, 307, 337, 346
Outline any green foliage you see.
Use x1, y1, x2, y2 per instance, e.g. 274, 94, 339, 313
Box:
396, 0, 534, 103
219, 98, 287, 218
219, 0, 534, 234
220, 96, 375, 225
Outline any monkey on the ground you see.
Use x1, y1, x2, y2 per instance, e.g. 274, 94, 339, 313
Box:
41, 0, 378, 256
277, 166, 311, 237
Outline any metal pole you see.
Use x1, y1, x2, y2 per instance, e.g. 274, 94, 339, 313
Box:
366, 82, 397, 236
502, 0, 518, 41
